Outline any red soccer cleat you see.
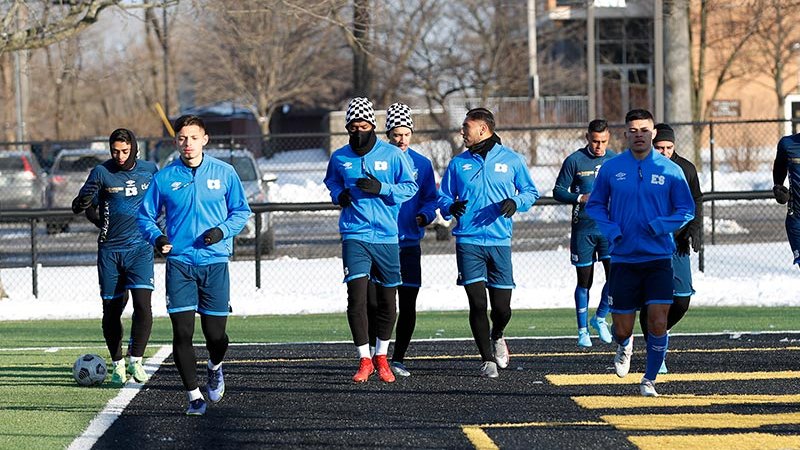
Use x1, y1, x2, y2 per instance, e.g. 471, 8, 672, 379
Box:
352, 357, 374, 383
373, 354, 396, 383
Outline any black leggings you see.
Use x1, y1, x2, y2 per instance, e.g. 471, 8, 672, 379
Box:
366, 282, 418, 361
576, 259, 610, 289
349, 277, 396, 346
170, 311, 229, 391
465, 282, 512, 361
101, 289, 152, 361
639, 296, 691, 341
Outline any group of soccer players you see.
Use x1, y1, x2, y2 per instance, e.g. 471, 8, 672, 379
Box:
74, 97, 796, 414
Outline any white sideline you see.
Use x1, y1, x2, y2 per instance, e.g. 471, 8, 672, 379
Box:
67, 345, 172, 450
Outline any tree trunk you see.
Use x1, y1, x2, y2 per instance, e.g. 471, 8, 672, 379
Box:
352, 0, 372, 98
664, 0, 696, 163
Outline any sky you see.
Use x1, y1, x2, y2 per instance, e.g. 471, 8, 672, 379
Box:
1, 149, 795, 321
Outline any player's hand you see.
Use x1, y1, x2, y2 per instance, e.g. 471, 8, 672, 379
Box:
71, 181, 99, 213
773, 185, 789, 204
416, 214, 431, 227
499, 198, 517, 218
155, 235, 172, 255
203, 227, 223, 245
578, 193, 590, 204
338, 189, 353, 208
449, 199, 468, 218
356, 173, 381, 195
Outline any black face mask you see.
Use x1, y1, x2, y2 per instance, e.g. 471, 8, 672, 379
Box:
348, 129, 376, 155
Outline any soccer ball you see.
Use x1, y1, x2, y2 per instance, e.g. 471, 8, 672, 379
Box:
73, 354, 107, 386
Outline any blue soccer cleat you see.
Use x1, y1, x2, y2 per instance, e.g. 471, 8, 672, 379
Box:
577, 329, 592, 348
590, 315, 613, 344
207, 367, 225, 403
186, 398, 207, 415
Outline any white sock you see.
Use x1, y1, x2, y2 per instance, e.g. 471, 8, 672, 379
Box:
112, 359, 124, 367
357, 344, 371, 359
208, 360, 222, 371
375, 338, 390, 356
187, 388, 203, 401
129, 356, 141, 364
369, 345, 376, 357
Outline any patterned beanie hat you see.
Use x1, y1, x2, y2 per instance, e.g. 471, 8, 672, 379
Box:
386, 102, 414, 132
345, 97, 376, 128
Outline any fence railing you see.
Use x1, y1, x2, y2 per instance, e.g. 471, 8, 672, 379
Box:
0, 192, 787, 299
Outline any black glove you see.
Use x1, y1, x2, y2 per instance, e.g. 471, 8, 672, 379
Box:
675, 230, 691, 257
356, 172, 382, 195
499, 198, 517, 218
338, 189, 352, 208
449, 200, 468, 218
203, 227, 223, 245
155, 235, 171, 254
773, 185, 789, 204
689, 223, 701, 253
416, 214, 431, 227
85, 205, 102, 228
71, 181, 99, 213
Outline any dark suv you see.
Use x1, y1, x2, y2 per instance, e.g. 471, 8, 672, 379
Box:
0, 149, 47, 210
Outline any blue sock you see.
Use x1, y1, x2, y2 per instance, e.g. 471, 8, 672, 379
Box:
596, 283, 610, 318
575, 286, 589, 329
644, 332, 669, 381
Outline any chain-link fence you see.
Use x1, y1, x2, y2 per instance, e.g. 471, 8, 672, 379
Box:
0, 119, 793, 301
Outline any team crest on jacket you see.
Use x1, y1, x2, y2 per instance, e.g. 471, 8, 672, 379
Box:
207, 179, 221, 189
615, 172, 627, 181
494, 163, 508, 173
461, 163, 473, 171
373, 161, 388, 171
124, 180, 138, 197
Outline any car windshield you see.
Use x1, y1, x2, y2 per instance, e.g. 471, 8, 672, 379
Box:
55, 155, 105, 173
218, 156, 257, 181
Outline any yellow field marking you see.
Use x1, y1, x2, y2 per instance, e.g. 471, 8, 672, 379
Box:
602, 412, 800, 430
547, 371, 800, 386
461, 426, 499, 450
629, 433, 800, 450
573, 394, 800, 409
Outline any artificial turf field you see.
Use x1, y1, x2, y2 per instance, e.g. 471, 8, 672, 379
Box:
79, 332, 800, 450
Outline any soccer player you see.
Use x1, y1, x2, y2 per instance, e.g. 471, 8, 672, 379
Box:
323, 97, 418, 384
438, 107, 539, 378
586, 109, 694, 396
365, 103, 438, 377
138, 115, 251, 415
640, 123, 703, 374
772, 131, 800, 266
552, 119, 616, 348
71, 128, 158, 387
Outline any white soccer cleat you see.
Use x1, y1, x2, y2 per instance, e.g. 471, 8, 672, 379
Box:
640, 377, 659, 397
480, 361, 499, 378
614, 336, 634, 378
492, 338, 510, 369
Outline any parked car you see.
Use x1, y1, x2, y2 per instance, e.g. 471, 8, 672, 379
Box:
0, 149, 47, 210
45, 148, 108, 233
162, 148, 277, 254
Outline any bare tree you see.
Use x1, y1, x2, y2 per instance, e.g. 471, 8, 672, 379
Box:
180, 0, 348, 136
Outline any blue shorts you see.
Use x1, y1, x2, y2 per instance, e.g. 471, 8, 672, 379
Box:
455, 244, 515, 288
672, 252, 695, 297
342, 239, 401, 287
97, 244, 154, 300
399, 245, 422, 287
786, 214, 800, 265
607, 259, 673, 314
165, 259, 230, 316
570, 228, 610, 267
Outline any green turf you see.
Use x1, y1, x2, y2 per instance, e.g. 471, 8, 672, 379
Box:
0, 307, 798, 449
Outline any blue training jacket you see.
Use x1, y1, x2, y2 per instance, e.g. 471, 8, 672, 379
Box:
324, 139, 418, 244
438, 143, 540, 246
585, 149, 695, 263
397, 148, 438, 246
552, 146, 616, 231
78, 159, 158, 250
138, 155, 251, 266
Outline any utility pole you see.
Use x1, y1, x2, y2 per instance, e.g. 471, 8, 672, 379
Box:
528, 0, 540, 123
654, 0, 664, 122
587, 2, 596, 119
163, 1, 170, 117
13, 6, 28, 148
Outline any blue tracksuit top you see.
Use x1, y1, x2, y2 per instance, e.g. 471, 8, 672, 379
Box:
775, 133, 800, 215
77, 159, 158, 250
138, 155, 251, 266
552, 146, 616, 231
324, 139, 418, 244
438, 143, 540, 246
397, 148, 438, 247
585, 148, 695, 263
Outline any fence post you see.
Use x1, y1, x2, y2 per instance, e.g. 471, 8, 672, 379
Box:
709, 121, 716, 245
254, 212, 262, 289
30, 218, 38, 298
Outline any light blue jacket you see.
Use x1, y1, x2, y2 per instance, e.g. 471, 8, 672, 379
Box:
324, 139, 418, 244
138, 155, 251, 266
585, 149, 695, 263
398, 148, 438, 246
438, 143, 539, 246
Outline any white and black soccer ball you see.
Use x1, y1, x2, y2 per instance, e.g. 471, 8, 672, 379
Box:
73, 354, 107, 386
